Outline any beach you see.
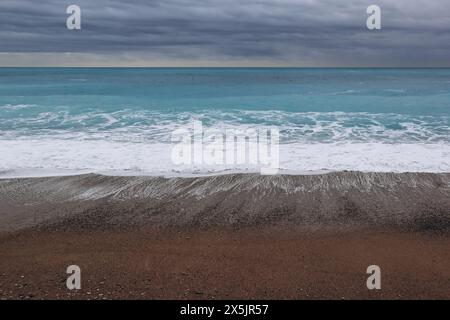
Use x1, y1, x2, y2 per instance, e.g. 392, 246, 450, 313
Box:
0, 172, 449, 299
1, 68, 450, 300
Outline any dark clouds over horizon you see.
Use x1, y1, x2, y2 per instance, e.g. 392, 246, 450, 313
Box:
0, 0, 449, 66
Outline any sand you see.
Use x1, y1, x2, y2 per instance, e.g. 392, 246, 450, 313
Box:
0, 172, 449, 299
1, 228, 449, 299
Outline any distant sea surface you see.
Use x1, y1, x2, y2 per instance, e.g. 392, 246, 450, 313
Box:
1, 68, 449, 177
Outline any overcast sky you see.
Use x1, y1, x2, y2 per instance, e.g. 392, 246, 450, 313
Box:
0, 0, 449, 66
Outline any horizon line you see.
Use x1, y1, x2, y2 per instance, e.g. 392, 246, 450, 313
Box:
1, 66, 450, 69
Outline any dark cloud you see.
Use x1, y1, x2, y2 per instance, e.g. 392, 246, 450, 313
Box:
0, 0, 449, 66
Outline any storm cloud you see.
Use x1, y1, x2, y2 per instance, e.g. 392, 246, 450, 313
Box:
0, 0, 449, 66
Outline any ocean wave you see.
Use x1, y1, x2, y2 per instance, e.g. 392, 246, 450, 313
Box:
0, 109, 449, 144
0, 104, 36, 110
0, 139, 449, 177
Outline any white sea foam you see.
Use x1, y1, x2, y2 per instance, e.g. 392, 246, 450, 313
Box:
0, 139, 449, 178
2, 109, 449, 177
0, 104, 36, 110
1, 110, 449, 144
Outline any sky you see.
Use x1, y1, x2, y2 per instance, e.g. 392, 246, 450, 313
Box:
0, 0, 449, 67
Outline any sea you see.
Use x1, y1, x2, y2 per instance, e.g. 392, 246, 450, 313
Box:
0, 67, 449, 177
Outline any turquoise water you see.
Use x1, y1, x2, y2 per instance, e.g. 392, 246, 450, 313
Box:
0, 68, 449, 175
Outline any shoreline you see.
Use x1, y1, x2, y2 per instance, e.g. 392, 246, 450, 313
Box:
0, 168, 337, 180
0, 171, 449, 233
2, 167, 450, 180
